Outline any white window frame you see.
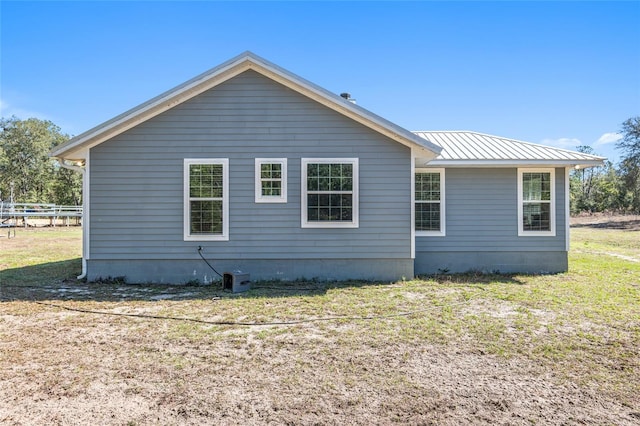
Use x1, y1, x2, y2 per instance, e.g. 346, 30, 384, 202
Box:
301, 158, 359, 228
255, 158, 287, 203
518, 168, 556, 237
183, 158, 229, 241
415, 168, 446, 237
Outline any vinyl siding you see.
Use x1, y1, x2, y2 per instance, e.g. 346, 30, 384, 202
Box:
416, 168, 567, 253
89, 70, 411, 261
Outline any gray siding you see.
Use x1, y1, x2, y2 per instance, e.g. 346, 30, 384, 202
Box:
415, 168, 567, 274
89, 70, 412, 273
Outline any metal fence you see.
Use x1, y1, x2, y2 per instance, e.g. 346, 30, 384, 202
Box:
0, 202, 83, 228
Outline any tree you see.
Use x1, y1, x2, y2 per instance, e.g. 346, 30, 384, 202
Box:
616, 116, 640, 212
569, 146, 623, 214
0, 116, 81, 204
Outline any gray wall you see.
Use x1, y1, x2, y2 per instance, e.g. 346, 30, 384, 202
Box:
415, 168, 568, 274
88, 70, 413, 282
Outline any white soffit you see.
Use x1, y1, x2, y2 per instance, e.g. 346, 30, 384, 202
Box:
50, 51, 441, 161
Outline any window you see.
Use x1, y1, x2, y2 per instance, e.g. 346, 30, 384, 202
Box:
184, 159, 229, 241
415, 168, 445, 236
301, 158, 359, 228
255, 158, 287, 203
518, 168, 555, 236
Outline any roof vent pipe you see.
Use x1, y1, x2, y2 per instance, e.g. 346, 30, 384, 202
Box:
340, 92, 357, 104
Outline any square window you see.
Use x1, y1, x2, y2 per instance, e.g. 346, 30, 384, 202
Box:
255, 158, 287, 203
301, 158, 359, 228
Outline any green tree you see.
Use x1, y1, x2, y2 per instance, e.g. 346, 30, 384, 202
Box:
569, 145, 627, 214
616, 116, 640, 212
51, 166, 82, 205
0, 116, 80, 204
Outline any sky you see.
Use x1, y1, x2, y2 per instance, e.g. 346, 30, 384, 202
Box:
1, 1, 639, 164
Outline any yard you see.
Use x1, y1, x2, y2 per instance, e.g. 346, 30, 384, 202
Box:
1, 221, 639, 425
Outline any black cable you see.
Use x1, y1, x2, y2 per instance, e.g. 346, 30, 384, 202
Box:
197, 246, 224, 278
0, 293, 467, 327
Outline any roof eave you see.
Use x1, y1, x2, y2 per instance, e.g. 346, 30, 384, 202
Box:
50, 51, 440, 160
423, 159, 606, 168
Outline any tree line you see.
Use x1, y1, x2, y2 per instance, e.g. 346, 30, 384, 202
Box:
1, 115, 640, 214
571, 117, 640, 214
0, 116, 81, 206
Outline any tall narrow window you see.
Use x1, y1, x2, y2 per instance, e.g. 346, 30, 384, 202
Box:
301, 158, 359, 228
255, 158, 287, 203
518, 168, 555, 236
415, 168, 445, 236
184, 159, 229, 241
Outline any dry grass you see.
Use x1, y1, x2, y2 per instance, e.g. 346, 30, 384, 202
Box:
1, 225, 639, 425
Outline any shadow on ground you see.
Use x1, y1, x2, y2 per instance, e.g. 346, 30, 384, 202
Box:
571, 218, 640, 231
1, 260, 527, 303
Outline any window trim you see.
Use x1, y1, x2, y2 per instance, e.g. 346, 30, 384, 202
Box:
415, 168, 446, 237
183, 158, 229, 241
255, 158, 287, 203
301, 158, 359, 228
517, 168, 556, 237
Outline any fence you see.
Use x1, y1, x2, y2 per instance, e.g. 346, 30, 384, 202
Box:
0, 202, 83, 228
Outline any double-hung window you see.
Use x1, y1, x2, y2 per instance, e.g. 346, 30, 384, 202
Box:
184, 159, 229, 241
301, 158, 359, 228
415, 168, 445, 236
255, 158, 287, 203
518, 168, 555, 236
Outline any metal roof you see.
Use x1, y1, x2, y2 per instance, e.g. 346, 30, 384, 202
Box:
413, 131, 606, 167
51, 51, 441, 161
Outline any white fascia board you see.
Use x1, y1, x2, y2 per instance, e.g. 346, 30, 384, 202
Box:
244, 60, 441, 158
423, 159, 605, 168
51, 56, 254, 160
51, 51, 441, 161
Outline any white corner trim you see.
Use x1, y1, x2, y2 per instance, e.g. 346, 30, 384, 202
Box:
183, 158, 229, 241
414, 167, 446, 237
300, 158, 359, 228
410, 156, 416, 259
517, 168, 556, 237
565, 167, 570, 251
255, 158, 287, 203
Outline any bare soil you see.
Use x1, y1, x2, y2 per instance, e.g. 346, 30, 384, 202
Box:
1, 222, 638, 425
1, 300, 637, 426
570, 212, 640, 230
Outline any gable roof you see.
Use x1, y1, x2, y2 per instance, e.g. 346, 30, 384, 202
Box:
413, 131, 606, 168
50, 51, 441, 161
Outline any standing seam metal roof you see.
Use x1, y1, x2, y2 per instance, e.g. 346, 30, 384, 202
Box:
413, 131, 606, 164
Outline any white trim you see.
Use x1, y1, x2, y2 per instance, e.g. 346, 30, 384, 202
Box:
51, 52, 440, 162
84, 149, 90, 263
255, 158, 287, 203
59, 150, 89, 278
565, 167, 570, 251
425, 160, 604, 168
183, 158, 229, 241
410, 154, 416, 259
517, 168, 556, 237
414, 168, 446, 237
301, 158, 359, 228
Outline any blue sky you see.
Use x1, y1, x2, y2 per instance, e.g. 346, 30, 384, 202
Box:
1, 1, 639, 164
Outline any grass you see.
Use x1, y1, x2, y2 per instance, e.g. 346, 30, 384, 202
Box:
1, 225, 639, 424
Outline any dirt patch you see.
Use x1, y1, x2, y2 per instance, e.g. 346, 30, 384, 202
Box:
1, 295, 638, 425
570, 213, 640, 230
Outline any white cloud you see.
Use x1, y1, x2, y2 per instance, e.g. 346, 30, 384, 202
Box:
540, 137, 582, 149
594, 132, 622, 146
0, 98, 51, 121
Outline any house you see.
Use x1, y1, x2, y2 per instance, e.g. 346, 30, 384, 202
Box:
51, 52, 605, 283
